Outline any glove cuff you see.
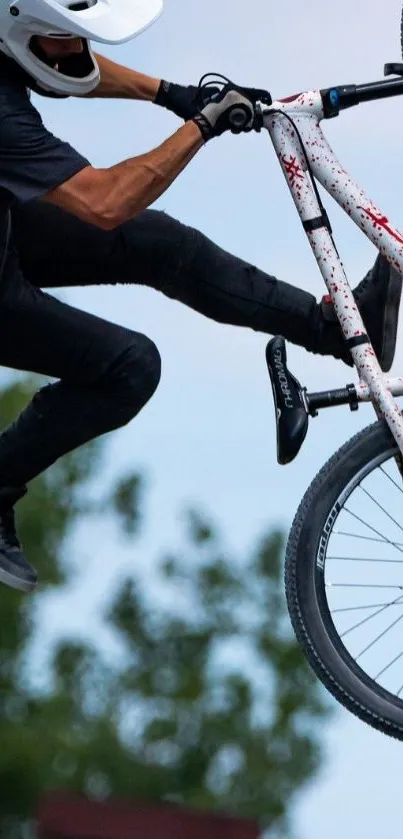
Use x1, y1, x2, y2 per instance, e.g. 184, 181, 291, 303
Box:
154, 79, 171, 107
192, 113, 213, 142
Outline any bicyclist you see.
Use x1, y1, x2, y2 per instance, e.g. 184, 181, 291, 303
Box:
0, 0, 401, 594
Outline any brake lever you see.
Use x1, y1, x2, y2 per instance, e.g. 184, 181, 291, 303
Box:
197, 74, 272, 108
384, 62, 403, 76
239, 86, 272, 106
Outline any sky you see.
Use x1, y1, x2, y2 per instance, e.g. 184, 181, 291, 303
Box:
19, 0, 403, 837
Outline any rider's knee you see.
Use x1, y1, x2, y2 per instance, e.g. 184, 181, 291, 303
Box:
105, 332, 161, 423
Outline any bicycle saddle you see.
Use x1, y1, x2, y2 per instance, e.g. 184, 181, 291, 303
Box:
266, 336, 309, 465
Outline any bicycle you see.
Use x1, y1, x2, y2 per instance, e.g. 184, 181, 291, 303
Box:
253, 9, 403, 739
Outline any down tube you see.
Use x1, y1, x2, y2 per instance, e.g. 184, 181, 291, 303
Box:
306, 123, 403, 276
265, 111, 403, 455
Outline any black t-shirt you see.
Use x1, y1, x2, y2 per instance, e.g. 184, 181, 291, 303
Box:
0, 54, 89, 268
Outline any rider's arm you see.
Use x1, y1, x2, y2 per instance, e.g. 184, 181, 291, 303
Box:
43, 121, 204, 229
1, 76, 252, 232
85, 53, 161, 101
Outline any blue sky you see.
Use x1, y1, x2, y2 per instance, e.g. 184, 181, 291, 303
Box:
25, 0, 403, 836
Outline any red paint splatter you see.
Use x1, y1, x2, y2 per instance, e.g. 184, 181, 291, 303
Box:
281, 154, 304, 187
357, 206, 403, 246
279, 93, 302, 103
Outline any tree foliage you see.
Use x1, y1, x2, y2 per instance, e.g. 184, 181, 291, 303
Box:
0, 375, 332, 838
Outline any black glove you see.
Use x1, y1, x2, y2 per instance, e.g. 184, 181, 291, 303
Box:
192, 81, 271, 142
155, 80, 220, 120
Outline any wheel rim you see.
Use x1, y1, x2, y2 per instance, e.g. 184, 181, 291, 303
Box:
316, 445, 403, 705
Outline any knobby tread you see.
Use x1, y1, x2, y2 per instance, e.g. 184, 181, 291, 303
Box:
285, 418, 403, 739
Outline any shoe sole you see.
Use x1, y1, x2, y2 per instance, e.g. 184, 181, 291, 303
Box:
379, 263, 403, 372
0, 565, 37, 593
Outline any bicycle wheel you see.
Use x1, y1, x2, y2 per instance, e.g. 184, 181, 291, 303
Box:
285, 418, 403, 739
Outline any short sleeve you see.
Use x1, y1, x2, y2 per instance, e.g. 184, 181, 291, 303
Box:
0, 84, 90, 202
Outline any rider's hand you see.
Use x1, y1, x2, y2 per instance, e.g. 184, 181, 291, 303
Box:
154, 80, 220, 120
192, 83, 267, 141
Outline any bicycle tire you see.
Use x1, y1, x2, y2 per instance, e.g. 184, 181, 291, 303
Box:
285, 418, 403, 739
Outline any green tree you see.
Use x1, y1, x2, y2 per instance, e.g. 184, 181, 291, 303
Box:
0, 375, 333, 839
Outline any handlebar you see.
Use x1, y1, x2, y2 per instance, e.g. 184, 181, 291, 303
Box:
202, 63, 403, 130
258, 63, 403, 121
321, 64, 403, 118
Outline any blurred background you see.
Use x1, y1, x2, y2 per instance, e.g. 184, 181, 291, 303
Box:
1, 0, 403, 837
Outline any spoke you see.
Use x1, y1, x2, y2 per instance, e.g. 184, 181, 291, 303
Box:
330, 584, 403, 589
374, 650, 403, 681
328, 557, 403, 564
359, 485, 403, 535
398, 684, 403, 698
356, 612, 403, 661
379, 464, 403, 495
340, 595, 403, 638
333, 602, 403, 614
333, 530, 403, 547
343, 507, 403, 554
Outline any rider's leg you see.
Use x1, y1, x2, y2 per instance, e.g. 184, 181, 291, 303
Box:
0, 252, 161, 487
12, 203, 402, 371
0, 247, 161, 590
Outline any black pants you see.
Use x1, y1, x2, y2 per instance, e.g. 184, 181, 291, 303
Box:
0, 202, 317, 487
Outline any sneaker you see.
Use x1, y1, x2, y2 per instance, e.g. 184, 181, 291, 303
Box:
321, 254, 402, 371
0, 486, 38, 593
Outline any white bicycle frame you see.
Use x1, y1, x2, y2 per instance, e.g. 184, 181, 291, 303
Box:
262, 90, 403, 455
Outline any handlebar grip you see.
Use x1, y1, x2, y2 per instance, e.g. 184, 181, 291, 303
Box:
228, 105, 249, 131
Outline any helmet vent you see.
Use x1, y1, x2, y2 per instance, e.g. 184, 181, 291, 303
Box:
68, 1, 98, 10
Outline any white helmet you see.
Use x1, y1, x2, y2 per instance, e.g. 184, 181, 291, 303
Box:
0, 0, 163, 96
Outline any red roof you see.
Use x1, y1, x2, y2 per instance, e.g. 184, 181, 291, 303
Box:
37, 792, 259, 839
